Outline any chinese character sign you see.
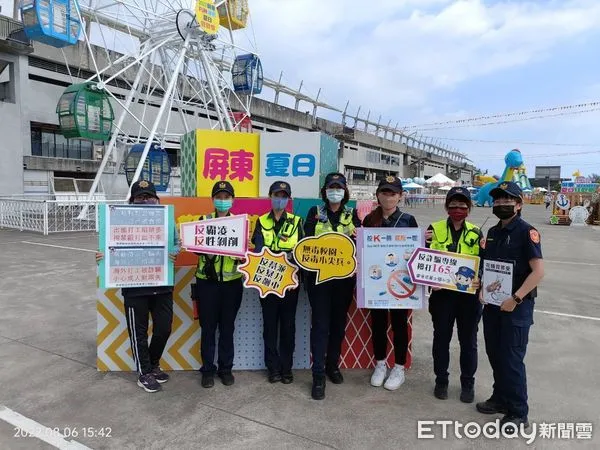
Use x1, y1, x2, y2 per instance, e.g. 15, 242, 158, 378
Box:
482, 259, 514, 306
195, 0, 219, 35
356, 228, 425, 309
98, 204, 175, 289
237, 247, 299, 298
293, 232, 357, 284
407, 248, 481, 294
259, 131, 322, 198
196, 130, 260, 198
180, 214, 249, 258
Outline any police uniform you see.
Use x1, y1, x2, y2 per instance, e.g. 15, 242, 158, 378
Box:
195, 181, 244, 387
363, 176, 418, 390
427, 186, 483, 402
120, 180, 180, 392
251, 181, 304, 383
477, 182, 543, 427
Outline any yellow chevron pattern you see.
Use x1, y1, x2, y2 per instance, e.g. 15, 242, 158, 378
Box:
97, 267, 202, 371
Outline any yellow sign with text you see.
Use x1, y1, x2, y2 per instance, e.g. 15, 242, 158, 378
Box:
293, 232, 357, 284
237, 247, 299, 298
196, 130, 260, 198
195, 0, 220, 35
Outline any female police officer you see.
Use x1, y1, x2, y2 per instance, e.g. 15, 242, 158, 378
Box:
363, 176, 418, 391
424, 187, 483, 403
194, 181, 244, 389
476, 181, 544, 431
252, 181, 303, 384
303, 172, 361, 400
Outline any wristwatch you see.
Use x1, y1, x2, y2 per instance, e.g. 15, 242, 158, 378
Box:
512, 294, 523, 305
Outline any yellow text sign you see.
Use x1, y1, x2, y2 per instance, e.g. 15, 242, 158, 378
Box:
293, 232, 357, 284
196, 0, 220, 35
196, 129, 260, 198
237, 247, 299, 298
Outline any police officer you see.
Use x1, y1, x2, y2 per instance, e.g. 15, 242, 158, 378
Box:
303, 172, 362, 400
96, 180, 180, 393
363, 176, 418, 391
252, 181, 304, 384
425, 186, 483, 403
195, 181, 244, 388
476, 181, 544, 431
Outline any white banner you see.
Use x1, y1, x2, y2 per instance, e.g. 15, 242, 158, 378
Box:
180, 214, 249, 258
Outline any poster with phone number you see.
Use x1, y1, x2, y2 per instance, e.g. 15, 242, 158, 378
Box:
356, 227, 425, 309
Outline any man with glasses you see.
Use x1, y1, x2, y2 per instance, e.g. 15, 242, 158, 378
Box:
476, 181, 544, 432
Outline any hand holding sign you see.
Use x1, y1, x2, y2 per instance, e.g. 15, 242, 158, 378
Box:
293, 232, 357, 284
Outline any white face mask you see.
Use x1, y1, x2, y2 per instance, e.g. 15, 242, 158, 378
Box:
326, 189, 345, 203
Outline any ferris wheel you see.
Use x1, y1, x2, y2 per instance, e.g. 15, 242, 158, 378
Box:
19, 0, 263, 200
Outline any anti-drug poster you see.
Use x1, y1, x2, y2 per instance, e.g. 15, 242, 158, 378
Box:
356, 228, 425, 309
482, 259, 514, 306
99, 204, 175, 289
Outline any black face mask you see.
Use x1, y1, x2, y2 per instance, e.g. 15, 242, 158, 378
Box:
493, 205, 516, 220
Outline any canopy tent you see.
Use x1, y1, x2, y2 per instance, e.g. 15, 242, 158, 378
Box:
424, 173, 456, 186
402, 182, 424, 189
437, 185, 452, 191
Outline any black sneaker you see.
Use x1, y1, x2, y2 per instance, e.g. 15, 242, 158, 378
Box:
281, 372, 294, 384
151, 367, 169, 384
434, 384, 448, 400
219, 372, 235, 386
326, 368, 344, 384
137, 374, 161, 393
476, 398, 507, 415
312, 375, 326, 400
201, 373, 214, 388
500, 415, 530, 434
268, 372, 282, 383
460, 386, 475, 403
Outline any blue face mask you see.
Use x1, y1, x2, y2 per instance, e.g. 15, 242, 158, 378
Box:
214, 199, 233, 212
271, 197, 289, 211
326, 189, 345, 204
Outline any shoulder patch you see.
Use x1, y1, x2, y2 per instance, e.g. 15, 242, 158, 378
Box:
529, 229, 540, 244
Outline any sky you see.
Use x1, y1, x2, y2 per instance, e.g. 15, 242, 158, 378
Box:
244, 0, 600, 179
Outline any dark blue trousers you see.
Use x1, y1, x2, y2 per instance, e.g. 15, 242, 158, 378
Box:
483, 304, 531, 418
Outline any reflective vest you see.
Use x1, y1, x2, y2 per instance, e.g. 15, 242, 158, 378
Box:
314, 205, 356, 237
258, 212, 301, 252
195, 213, 242, 281
429, 219, 480, 256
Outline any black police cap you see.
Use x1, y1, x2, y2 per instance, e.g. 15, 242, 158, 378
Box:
377, 175, 403, 193
131, 180, 158, 199
211, 180, 235, 197
269, 181, 292, 196
490, 181, 523, 199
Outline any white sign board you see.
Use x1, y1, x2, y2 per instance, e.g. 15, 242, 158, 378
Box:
482, 259, 514, 307
569, 206, 589, 226
259, 131, 321, 198
180, 214, 249, 258
555, 193, 570, 210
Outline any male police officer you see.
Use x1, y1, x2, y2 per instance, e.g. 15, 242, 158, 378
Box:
477, 181, 544, 431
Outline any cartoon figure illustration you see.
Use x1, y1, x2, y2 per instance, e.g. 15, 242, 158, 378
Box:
485, 277, 511, 303
386, 253, 399, 267
454, 266, 476, 291
403, 249, 413, 261
369, 265, 383, 280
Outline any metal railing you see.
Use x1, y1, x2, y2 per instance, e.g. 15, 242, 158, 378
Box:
0, 198, 126, 235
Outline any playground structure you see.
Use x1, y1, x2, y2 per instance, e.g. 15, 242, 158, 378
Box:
473, 173, 497, 187
475, 149, 532, 206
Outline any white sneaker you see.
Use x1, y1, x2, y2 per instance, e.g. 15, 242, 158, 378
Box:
370, 361, 387, 387
384, 365, 405, 391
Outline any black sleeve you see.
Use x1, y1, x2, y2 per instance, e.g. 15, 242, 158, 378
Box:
409, 215, 418, 228
351, 208, 362, 228
252, 219, 264, 252
304, 206, 318, 237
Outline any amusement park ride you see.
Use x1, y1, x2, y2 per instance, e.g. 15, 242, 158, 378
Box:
19, 0, 262, 204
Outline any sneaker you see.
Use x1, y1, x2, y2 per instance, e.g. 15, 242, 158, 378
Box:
460, 386, 475, 403
383, 366, 405, 391
201, 373, 214, 388
268, 371, 282, 383
151, 367, 169, 384
311, 374, 326, 400
370, 361, 387, 387
218, 372, 235, 386
476, 397, 507, 415
434, 383, 448, 400
281, 372, 294, 384
137, 373, 161, 393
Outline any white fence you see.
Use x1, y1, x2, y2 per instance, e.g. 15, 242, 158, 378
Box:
0, 198, 126, 235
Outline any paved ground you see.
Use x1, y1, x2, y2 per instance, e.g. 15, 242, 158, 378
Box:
0, 203, 599, 449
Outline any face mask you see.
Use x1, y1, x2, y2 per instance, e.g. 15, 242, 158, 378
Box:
271, 197, 289, 211
214, 199, 233, 212
447, 207, 469, 222
493, 205, 516, 220
326, 189, 345, 203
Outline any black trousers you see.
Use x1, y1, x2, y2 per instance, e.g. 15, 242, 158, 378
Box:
307, 276, 355, 375
124, 293, 173, 375
196, 277, 243, 375
429, 291, 482, 387
371, 309, 409, 365
260, 288, 299, 374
